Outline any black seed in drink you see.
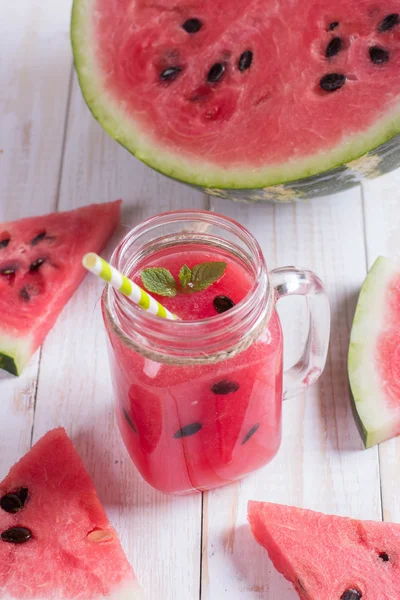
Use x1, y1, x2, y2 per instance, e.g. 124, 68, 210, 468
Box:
326, 37, 343, 58
207, 63, 225, 83
29, 257, 46, 272
182, 18, 202, 33
369, 46, 390, 64
320, 73, 346, 92
19, 287, 30, 302
0, 493, 23, 514
242, 423, 260, 445
238, 50, 253, 72
328, 21, 339, 30
211, 380, 240, 395
378, 13, 400, 32
213, 295, 235, 313
379, 551, 390, 561
0, 238, 10, 249
160, 66, 182, 82
30, 231, 47, 246
123, 408, 137, 434
174, 422, 202, 439
341, 589, 362, 600
1, 526, 32, 544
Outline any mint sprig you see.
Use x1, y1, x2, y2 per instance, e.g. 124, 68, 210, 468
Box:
141, 261, 226, 297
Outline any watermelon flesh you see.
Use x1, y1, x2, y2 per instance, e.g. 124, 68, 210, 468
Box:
0, 428, 142, 600
72, 0, 400, 192
0, 201, 121, 376
348, 256, 400, 448
248, 501, 400, 600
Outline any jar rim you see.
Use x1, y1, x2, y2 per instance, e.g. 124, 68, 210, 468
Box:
104, 210, 273, 363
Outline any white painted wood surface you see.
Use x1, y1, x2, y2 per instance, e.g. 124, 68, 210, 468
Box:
0, 2, 399, 599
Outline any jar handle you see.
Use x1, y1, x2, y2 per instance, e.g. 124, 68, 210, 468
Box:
270, 267, 330, 400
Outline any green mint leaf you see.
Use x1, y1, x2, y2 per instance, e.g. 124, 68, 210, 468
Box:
140, 267, 177, 297
179, 264, 192, 288
190, 261, 227, 292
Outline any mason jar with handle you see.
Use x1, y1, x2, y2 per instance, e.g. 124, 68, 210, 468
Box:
102, 211, 330, 494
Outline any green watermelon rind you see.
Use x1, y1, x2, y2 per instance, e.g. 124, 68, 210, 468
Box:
0, 331, 33, 377
348, 256, 399, 448
71, 0, 400, 196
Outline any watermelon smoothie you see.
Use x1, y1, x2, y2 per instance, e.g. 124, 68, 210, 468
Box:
102, 212, 330, 494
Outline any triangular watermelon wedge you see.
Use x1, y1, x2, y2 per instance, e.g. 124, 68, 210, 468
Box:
248, 501, 400, 600
0, 428, 143, 599
0, 201, 121, 376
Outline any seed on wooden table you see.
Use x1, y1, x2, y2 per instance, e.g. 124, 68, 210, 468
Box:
207, 63, 225, 83
378, 13, 399, 32
369, 46, 389, 64
319, 73, 346, 92
174, 423, 202, 439
1, 526, 32, 544
326, 37, 343, 58
160, 66, 182, 82
182, 18, 202, 33
238, 50, 253, 71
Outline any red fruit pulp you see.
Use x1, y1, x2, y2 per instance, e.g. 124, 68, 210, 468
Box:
104, 246, 283, 493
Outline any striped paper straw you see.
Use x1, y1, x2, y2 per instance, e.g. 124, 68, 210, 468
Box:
83, 252, 177, 320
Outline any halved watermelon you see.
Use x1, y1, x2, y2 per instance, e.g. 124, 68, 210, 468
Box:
0, 428, 142, 599
248, 501, 400, 600
348, 256, 400, 448
0, 201, 121, 376
71, 0, 400, 201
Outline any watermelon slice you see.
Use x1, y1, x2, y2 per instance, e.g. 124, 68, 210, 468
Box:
0, 201, 121, 376
71, 0, 400, 201
0, 428, 143, 600
348, 256, 400, 448
248, 501, 400, 600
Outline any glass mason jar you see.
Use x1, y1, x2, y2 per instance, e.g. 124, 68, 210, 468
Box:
102, 211, 330, 494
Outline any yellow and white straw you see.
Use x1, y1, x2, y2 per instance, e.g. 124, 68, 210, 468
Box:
83, 252, 177, 321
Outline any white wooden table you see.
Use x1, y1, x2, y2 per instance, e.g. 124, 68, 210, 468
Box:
1, 2, 399, 599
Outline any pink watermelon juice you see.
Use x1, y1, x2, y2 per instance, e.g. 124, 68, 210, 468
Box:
105, 245, 282, 494
102, 211, 329, 494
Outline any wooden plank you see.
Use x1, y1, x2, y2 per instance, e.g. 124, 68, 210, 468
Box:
0, 0, 72, 474
362, 170, 400, 523
32, 73, 206, 600
202, 190, 382, 598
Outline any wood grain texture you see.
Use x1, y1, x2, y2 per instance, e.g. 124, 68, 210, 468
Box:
0, 0, 72, 475
362, 172, 400, 525
204, 191, 382, 599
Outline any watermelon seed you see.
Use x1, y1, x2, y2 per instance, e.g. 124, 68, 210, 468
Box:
87, 529, 114, 543
182, 18, 202, 33
378, 13, 399, 32
0, 493, 23, 514
319, 73, 346, 92
211, 380, 240, 395
207, 63, 226, 83
326, 37, 343, 58
16, 488, 28, 504
30, 231, 47, 246
123, 408, 137, 434
328, 21, 339, 31
29, 257, 46, 272
341, 589, 362, 600
379, 552, 390, 561
0, 238, 10, 249
160, 67, 182, 82
1, 526, 32, 544
238, 50, 253, 72
213, 295, 235, 313
242, 423, 260, 445
369, 46, 390, 64
0, 267, 16, 276
174, 422, 202, 438
19, 287, 30, 302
